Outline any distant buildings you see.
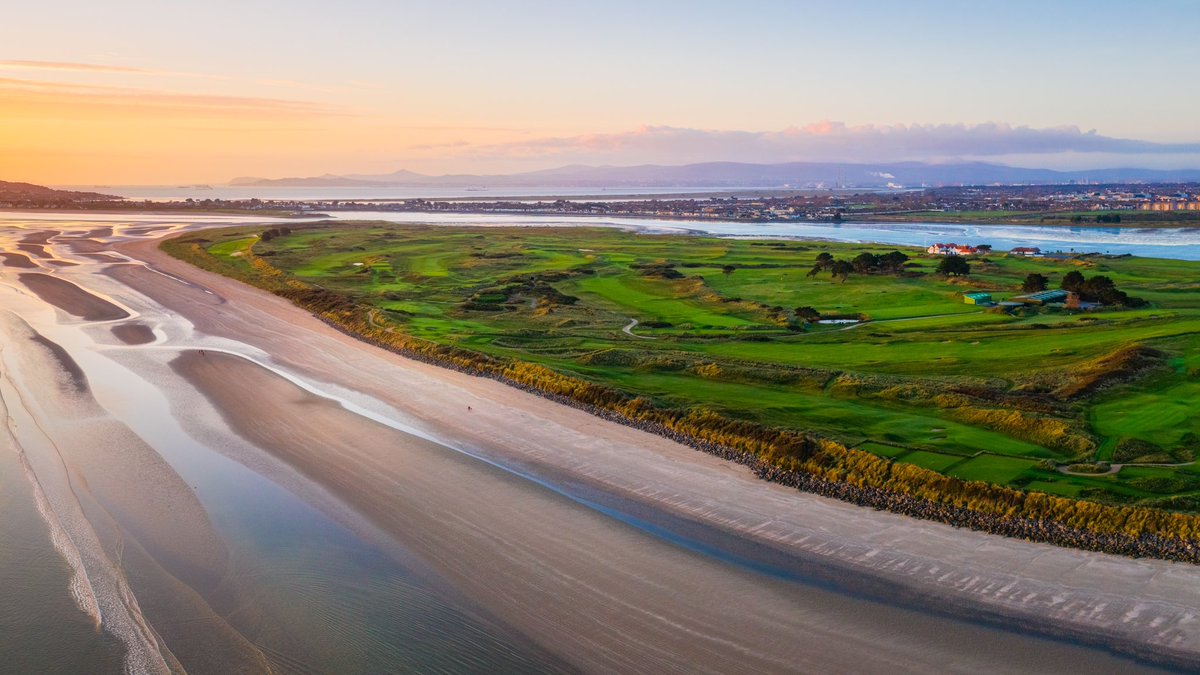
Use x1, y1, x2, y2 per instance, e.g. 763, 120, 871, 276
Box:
927, 243, 978, 256
1009, 247, 1042, 257
1140, 200, 1200, 211
962, 292, 993, 305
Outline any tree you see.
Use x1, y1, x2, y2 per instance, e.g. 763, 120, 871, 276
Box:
976, 244, 993, 254
880, 250, 910, 273
815, 252, 834, 269
1022, 273, 1049, 293
852, 252, 878, 274
1079, 275, 1131, 305
1062, 270, 1086, 292
794, 306, 821, 322
806, 264, 822, 279
831, 260, 853, 282
937, 255, 971, 277
722, 264, 736, 277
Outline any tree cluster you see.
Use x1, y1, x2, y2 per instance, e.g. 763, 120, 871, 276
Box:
259, 226, 293, 242
807, 250, 910, 282
1061, 270, 1145, 306
1022, 272, 1049, 293
936, 254, 971, 277
1071, 214, 1122, 224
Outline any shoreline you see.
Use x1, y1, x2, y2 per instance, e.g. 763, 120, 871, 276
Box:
168, 348, 1176, 672
116, 232, 1200, 670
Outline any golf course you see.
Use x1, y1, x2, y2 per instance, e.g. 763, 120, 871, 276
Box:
167, 221, 1200, 523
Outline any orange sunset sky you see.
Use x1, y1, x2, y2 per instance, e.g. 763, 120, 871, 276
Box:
3, 0, 1199, 185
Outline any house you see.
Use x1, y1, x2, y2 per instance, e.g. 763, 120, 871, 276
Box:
963, 292, 993, 305
927, 243, 978, 256
1009, 247, 1041, 257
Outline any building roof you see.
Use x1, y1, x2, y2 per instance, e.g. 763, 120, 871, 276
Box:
1021, 289, 1069, 302
963, 292, 993, 299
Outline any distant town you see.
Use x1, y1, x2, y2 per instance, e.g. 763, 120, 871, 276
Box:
3, 180, 1200, 226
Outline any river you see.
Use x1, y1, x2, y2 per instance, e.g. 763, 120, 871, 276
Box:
312, 211, 1200, 260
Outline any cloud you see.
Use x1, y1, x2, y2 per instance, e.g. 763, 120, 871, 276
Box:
0, 75, 340, 119
0, 59, 371, 95
437, 122, 1200, 165
0, 60, 147, 74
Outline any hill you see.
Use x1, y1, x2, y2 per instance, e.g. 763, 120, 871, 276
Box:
0, 181, 119, 203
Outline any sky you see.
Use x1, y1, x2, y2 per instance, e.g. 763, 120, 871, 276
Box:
2, 0, 1199, 184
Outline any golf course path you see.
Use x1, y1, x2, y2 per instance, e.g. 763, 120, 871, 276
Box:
622, 317, 655, 339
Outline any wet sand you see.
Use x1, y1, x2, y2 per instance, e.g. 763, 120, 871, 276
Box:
18, 243, 50, 258
0, 429, 128, 673
79, 252, 127, 263
111, 323, 156, 345
105, 264, 225, 306
116, 233, 1200, 670
18, 273, 130, 321
28, 334, 89, 392
0, 310, 255, 672
173, 349, 1156, 673
0, 251, 37, 268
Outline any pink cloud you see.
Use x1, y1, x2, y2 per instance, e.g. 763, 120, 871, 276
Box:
435, 122, 1200, 165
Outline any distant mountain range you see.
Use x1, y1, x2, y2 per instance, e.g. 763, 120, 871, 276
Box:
228, 161, 1200, 189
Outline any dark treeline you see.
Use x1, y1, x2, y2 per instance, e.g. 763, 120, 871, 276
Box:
1061, 270, 1146, 307
807, 250, 911, 282
165, 232, 1200, 563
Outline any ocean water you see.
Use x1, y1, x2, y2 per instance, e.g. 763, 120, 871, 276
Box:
0, 448, 127, 673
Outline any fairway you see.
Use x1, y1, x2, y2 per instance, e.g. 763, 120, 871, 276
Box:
174, 222, 1200, 513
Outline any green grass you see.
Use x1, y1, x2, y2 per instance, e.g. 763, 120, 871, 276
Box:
947, 455, 1039, 483
179, 221, 1200, 510
855, 442, 910, 459
573, 275, 757, 328
900, 451, 965, 473
207, 236, 257, 257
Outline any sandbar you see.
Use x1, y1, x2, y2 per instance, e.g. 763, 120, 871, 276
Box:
18, 272, 130, 321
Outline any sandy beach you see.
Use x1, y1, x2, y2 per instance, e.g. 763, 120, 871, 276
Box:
1, 213, 1197, 673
